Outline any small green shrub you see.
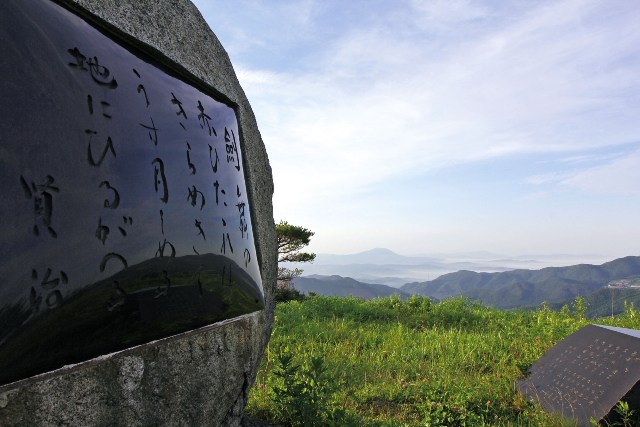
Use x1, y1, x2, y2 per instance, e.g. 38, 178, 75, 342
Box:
271, 348, 357, 426
596, 400, 640, 427
274, 285, 307, 304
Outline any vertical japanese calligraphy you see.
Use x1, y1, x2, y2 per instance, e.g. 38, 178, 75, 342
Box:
0, 0, 263, 387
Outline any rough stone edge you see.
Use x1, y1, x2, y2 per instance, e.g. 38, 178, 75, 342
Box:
0, 1, 276, 426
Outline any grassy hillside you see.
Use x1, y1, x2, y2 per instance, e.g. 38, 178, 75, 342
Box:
401, 256, 640, 308
246, 295, 640, 426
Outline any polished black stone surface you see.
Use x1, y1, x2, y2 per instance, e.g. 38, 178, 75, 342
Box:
518, 324, 640, 426
0, 0, 264, 386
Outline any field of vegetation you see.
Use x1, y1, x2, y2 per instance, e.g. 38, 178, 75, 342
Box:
245, 295, 640, 426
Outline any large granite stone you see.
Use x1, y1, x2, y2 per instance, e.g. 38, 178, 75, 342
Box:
0, 0, 276, 425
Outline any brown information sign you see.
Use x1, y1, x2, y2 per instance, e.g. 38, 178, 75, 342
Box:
518, 324, 640, 426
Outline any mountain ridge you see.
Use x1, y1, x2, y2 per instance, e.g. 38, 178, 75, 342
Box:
292, 275, 411, 300
401, 255, 640, 309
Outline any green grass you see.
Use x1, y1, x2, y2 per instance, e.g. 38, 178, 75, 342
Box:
245, 295, 640, 426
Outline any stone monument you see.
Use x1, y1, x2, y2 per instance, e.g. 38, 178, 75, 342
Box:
518, 324, 640, 426
0, 0, 276, 425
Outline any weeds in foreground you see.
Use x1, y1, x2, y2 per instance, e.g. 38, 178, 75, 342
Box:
247, 295, 640, 426
593, 401, 640, 427
270, 348, 358, 426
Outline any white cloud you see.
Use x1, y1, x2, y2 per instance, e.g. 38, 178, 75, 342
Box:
408, 0, 489, 35
527, 172, 570, 186
236, 0, 640, 214
194, 0, 640, 255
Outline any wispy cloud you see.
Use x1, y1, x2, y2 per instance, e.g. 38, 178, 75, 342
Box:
527, 146, 640, 194
222, 0, 640, 212
193, 0, 640, 254
560, 149, 640, 195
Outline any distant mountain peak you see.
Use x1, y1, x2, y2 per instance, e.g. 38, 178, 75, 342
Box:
357, 248, 400, 256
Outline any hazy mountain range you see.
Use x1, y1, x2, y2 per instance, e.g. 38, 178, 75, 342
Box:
290, 248, 612, 287
288, 249, 640, 312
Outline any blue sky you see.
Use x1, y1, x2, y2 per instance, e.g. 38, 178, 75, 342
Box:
191, 0, 640, 259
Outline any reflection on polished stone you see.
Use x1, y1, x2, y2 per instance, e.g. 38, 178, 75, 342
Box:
0, 0, 263, 386
0, 254, 262, 386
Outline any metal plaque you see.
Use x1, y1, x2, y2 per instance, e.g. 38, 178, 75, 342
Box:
518, 324, 640, 426
0, 0, 264, 386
